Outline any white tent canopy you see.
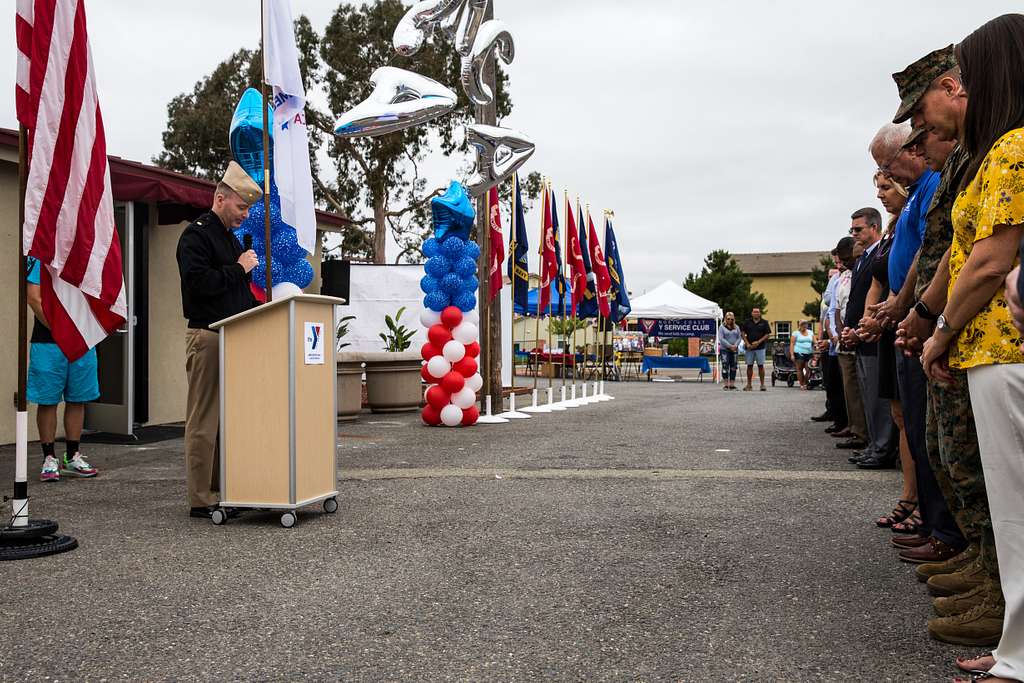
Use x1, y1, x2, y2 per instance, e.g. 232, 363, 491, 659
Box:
628, 280, 723, 320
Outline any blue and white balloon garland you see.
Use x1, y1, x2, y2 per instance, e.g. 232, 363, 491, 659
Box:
418, 181, 483, 427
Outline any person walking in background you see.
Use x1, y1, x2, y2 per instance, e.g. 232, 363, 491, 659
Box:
717, 311, 741, 390
741, 307, 771, 391
789, 320, 814, 389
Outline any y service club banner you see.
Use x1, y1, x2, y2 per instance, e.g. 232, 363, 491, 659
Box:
639, 318, 716, 338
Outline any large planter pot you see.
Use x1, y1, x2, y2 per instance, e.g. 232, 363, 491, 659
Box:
363, 351, 423, 413
336, 353, 365, 421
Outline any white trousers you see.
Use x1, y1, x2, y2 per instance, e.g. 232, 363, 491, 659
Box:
968, 363, 1024, 681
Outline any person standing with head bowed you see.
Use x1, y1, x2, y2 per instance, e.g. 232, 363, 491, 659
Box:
176, 161, 262, 520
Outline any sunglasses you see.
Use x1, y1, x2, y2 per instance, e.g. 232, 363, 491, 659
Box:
849, 226, 865, 234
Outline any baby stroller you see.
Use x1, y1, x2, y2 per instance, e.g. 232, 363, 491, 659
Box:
771, 350, 824, 388
770, 350, 797, 387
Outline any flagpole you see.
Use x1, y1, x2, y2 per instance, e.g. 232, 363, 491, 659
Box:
559, 190, 568, 396
13, 125, 29, 528
260, 0, 274, 302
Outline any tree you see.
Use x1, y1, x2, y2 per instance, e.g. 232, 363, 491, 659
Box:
683, 250, 768, 319
155, 1, 540, 263
802, 255, 835, 320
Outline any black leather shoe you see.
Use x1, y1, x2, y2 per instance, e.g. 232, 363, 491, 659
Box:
811, 412, 833, 422
847, 451, 865, 464
824, 424, 846, 434
836, 439, 868, 450
857, 456, 896, 469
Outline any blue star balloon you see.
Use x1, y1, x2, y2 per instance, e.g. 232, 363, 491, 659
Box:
229, 88, 274, 186
430, 181, 475, 243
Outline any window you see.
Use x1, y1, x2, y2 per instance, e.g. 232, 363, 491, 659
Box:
775, 321, 791, 339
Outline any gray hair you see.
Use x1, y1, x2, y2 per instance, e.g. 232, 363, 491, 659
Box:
869, 121, 913, 158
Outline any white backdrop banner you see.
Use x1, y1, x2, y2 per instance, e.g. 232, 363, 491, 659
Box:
339, 264, 428, 353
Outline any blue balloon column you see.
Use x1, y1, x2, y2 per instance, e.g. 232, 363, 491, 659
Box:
228, 87, 312, 295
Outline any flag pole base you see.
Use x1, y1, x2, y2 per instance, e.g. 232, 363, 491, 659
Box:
596, 380, 613, 401
562, 383, 584, 407
546, 387, 567, 411
498, 391, 531, 419
521, 389, 550, 413
0, 520, 78, 561
476, 395, 509, 424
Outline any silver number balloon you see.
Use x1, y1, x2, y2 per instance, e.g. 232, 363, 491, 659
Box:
461, 20, 515, 106
454, 0, 488, 56
465, 124, 535, 196
393, 0, 466, 56
333, 67, 457, 138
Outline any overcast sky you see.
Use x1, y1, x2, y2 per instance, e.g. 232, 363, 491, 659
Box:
3, 1, 1020, 294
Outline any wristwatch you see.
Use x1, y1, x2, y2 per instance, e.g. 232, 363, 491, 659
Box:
914, 300, 939, 321
936, 314, 958, 334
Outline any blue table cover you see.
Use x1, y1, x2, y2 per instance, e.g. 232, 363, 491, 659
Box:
640, 355, 711, 374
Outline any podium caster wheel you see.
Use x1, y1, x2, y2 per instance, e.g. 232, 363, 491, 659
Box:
280, 512, 296, 528
323, 498, 338, 514
211, 509, 227, 525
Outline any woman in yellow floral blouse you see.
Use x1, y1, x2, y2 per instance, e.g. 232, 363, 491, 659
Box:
920, 14, 1024, 683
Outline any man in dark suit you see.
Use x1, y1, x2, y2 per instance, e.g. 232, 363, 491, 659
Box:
840, 207, 895, 464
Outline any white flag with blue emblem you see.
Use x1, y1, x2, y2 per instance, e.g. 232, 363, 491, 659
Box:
264, 0, 316, 255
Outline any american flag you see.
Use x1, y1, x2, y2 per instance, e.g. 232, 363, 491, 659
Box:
16, 0, 126, 362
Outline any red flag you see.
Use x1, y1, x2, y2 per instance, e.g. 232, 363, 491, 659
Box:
487, 185, 504, 302
17, 0, 126, 361
587, 209, 611, 318
565, 196, 587, 317
538, 185, 558, 315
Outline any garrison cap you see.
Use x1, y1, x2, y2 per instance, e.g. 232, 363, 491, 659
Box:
892, 45, 958, 124
220, 161, 262, 204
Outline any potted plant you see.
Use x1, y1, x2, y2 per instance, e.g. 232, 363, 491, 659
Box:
335, 315, 363, 421
363, 307, 423, 413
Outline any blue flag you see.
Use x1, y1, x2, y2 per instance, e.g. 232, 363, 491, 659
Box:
604, 215, 631, 323
508, 174, 530, 312
551, 189, 565, 301
577, 203, 600, 319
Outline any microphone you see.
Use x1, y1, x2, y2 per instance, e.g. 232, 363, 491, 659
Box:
243, 234, 252, 251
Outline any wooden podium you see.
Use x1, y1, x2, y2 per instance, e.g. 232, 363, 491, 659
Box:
209, 294, 346, 527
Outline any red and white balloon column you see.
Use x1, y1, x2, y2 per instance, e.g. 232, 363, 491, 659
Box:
420, 306, 482, 426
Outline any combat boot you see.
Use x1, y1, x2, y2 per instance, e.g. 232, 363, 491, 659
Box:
916, 544, 978, 583
933, 581, 1001, 617
927, 599, 1003, 647
927, 556, 986, 597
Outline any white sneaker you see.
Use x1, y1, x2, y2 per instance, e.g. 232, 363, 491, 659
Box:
61, 452, 98, 478
40, 455, 60, 482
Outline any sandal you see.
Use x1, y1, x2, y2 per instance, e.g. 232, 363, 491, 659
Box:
891, 510, 923, 534
876, 499, 917, 528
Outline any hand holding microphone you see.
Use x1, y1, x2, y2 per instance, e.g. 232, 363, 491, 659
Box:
238, 234, 258, 273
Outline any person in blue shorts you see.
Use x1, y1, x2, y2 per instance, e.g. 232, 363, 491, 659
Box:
740, 307, 772, 391
25, 257, 99, 482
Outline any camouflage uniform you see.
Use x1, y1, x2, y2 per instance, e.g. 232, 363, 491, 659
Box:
916, 146, 999, 582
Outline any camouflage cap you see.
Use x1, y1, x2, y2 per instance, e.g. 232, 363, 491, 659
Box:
902, 126, 926, 150
892, 45, 957, 124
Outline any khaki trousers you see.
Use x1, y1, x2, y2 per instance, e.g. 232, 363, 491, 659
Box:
184, 329, 220, 507
837, 352, 867, 442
